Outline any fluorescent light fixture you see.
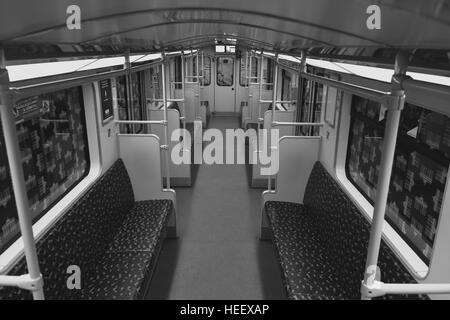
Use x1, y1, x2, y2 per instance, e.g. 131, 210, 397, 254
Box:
7, 59, 97, 82
76, 57, 125, 71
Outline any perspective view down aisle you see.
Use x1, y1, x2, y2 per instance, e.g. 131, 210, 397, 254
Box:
148, 116, 286, 300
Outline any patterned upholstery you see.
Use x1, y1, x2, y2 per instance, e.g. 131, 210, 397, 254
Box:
0, 159, 172, 300
265, 161, 426, 300
108, 200, 172, 253
80, 251, 153, 300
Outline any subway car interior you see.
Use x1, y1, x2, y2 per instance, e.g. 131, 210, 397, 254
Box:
1, 0, 450, 302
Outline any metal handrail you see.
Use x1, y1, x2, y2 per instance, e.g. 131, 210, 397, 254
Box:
301, 72, 387, 103
272, 121, 324, 127
149, 98, 185, 102
267, 53, 279, 192
115, 120, 166, 125
260, 99, 296, 104
10, 59, 164, 98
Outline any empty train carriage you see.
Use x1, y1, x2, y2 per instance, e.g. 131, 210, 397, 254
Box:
0, 0, 450, 301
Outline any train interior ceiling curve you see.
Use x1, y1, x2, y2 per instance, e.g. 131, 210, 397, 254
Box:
0, 0, 450, 302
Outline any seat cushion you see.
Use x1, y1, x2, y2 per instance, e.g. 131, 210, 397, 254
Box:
80, 251, 153, 300
108, 200, 172, 253
290, 293, 347, 300
0, 159, 136, 300
265, 162, 427, 300
265, 201, 348, 299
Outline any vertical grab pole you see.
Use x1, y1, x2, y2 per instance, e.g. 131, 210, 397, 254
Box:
196, 50, 200, 120
361, 51, 410, 299
245, 50, 249, 89
246, 50, 250, 121
248, 51, 253, 120
295, 50, 307, 136
124, 50, 133, 133
161, 51, 171, 189
267, 53, 279, 191
200, 50, 204, 119
249, 51, 253, 83
258, 50, 264, 130
151, 66, 156, 102
181, 52, 186, 132
201, 50, 204, 88
0, 49, 44, 300
169, 58, 174, 100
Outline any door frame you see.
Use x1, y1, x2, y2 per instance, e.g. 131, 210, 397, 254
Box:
214, 54, 237, 115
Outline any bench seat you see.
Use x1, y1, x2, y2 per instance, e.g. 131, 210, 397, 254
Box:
266, 202, 347, 299
80, 251, 154, 300
265, 162, 426, 300
0, 159, 173, 300
108, 200, 172, 253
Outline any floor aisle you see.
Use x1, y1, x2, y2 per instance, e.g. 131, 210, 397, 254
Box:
147, 116, 286, 300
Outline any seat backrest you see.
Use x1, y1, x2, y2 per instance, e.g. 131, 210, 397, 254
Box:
0, 159, 134, 299
303, 161, 420, 299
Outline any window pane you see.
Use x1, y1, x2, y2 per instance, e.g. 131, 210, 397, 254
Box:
116, 75, 130, 134
281, 70, 291, 102
215, 45, 225, 53
217, 57, 234, 86
265, 59, 274, 90
131, 72, 143, 133
226, 46, 236, 53
299, 79, 324, 136
239, 57, 258, 87
193, 56, 211, 86
0, 121, 19, 253
346, 96, 450, 264
0, 87, 90, 254
150, 67, 162, 100
174, 56, 182, 90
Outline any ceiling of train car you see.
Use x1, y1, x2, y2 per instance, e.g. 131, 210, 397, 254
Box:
1, 0, 450, 55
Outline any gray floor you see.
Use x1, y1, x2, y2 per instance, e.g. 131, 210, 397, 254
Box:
147, 116, 286, 300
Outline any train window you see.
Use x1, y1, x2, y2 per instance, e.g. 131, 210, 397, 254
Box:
346, 96, 450, 264
265, 59, 274, 90
193, 56, 211, 86
130, 72, 144, 133
116, 75, 130, 134
298, 79, 324, 136
0, 122, 17, 253
150, 67, 163, 100
239, 57, 258, 87
0, 87, 90, 254
174, 56, 182, 89
311, 82, 324, 136
217, 57, 234, 86
215, 45, 235, 54
281, 70, 291, 102
215, 45, 225, 53
226, 46, 236, 53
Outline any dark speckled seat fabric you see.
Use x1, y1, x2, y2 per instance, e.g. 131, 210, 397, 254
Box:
265, 161, 426, 300
0, 159, 172, 300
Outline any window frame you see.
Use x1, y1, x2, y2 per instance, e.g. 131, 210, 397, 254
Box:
239, 56, 258, 87
129, 71, 145, 134
344, 97, 449, 265
0, 86, 91, 255
334, 89, 448, 280
216, 56, 235, 87
0, 83, 101, 272
193, 56, 211, 86
116, 74, 132, 134
174, 56, 182, 90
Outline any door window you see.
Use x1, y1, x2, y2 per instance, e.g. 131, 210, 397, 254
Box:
217, 57, 234, 86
